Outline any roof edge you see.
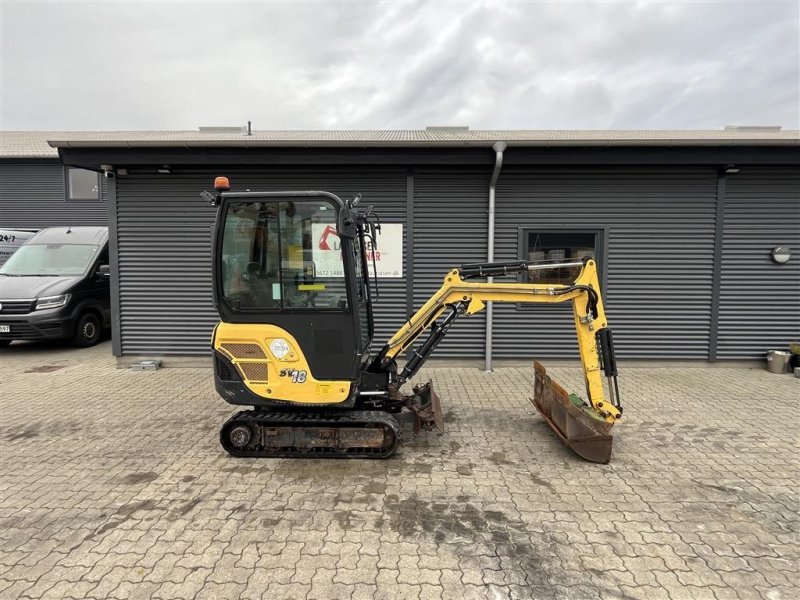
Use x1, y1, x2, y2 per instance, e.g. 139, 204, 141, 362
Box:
47, 138, 800, 150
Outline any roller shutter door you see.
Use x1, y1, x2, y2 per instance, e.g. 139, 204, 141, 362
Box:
115, 167, 406, 355
717, 168, 800, 359
413, 167, 490, 357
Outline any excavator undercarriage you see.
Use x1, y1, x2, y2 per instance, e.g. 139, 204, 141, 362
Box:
206, 179, 623, 464
219, 380, 443, 459
220, 410, 401, 459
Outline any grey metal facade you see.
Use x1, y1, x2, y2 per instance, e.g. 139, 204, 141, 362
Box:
50, 140, 799, 363
108, 162, 800, 362
413, 167, 490, 357
494, 167, 719, 359
717, 168, 800, 359
0, 161, 108, 228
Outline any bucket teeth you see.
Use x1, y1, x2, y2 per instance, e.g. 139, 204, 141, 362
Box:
531, 361, 614, 464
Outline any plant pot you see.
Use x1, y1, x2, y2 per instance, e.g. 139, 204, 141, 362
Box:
790, 353, 800, 370
766, 351, 790, 374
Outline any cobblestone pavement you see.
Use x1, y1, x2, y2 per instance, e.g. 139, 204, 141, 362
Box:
1, 341, 798, 600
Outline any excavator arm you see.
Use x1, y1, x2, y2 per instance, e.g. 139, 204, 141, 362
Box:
373, 257, 621, 421
367, 257, 623, 463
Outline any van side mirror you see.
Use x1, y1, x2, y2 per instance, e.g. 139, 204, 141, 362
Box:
97, 264, 111, 279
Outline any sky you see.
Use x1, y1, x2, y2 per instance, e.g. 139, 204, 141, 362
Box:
1, 0, 798, 131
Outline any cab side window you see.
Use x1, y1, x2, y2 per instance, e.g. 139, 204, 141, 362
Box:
221, 200, 348, 311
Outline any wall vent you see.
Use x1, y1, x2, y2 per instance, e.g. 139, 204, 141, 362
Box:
724, 125, 782, 131
425, 126, 470, 132
198, 126, 247, 133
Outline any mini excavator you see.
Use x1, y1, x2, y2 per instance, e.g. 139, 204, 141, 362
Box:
204, 178, 623, 464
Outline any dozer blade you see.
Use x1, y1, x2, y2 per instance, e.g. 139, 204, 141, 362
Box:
409, 381, 445, 434
531, 361, 614, 464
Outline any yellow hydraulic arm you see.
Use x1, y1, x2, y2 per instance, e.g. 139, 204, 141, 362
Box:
376, 258, 622, 423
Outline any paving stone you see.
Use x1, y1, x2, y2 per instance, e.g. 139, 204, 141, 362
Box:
153, 567, 211, 599
1, 341, 798, 600
264, 581, 311, 599
352, 583, 379, 600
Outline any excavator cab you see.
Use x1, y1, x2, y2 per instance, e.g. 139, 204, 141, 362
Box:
210, 185, 377, 407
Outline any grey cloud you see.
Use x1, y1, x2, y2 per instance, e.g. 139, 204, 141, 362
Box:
1, 0, 797, 130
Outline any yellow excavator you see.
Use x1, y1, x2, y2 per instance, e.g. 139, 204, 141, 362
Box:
203, 177, 623, 463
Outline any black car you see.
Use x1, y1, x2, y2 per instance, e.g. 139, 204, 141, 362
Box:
0, 226, 110, 347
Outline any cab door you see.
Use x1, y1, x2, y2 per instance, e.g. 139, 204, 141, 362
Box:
352, 222, 374, 360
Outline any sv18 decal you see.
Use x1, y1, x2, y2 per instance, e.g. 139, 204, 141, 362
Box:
279, 369, 308, 383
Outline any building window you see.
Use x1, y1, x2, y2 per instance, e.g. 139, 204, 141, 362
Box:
521, 230, 601, 284
67, 168, 100, 201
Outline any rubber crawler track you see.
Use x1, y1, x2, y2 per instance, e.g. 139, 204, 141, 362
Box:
220, 410, 401, 459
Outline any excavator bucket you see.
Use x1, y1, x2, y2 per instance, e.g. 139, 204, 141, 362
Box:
408, 381, 445, 434
531, 361, 614, 464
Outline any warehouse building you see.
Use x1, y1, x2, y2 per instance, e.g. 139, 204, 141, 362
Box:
21, 128, 800, 365
0, 132, 108, 228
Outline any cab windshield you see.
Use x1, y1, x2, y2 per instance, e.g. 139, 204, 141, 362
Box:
0, 244, 99, 276
220, 200, 348, 310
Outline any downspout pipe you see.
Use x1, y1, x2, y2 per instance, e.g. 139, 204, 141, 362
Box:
485, 141, 507, 372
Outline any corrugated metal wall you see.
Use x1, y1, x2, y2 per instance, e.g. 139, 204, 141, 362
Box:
493, 168, 718, 359
115, 168, 407, 355
717, 168, 800, 359
413, 167, 490, 357
0, 162, 108, 228
111, 162, 798, 361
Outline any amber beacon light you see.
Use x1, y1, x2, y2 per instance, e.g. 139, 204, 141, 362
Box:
214, 176, 231, 192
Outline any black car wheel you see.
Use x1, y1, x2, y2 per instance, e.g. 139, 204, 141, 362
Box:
73, 313, 102, 347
